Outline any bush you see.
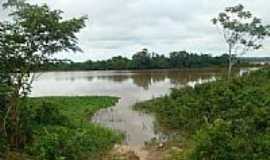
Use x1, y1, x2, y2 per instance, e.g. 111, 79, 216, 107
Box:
135, 69, 270, 160
27, 126, 80, 160
188, 118, 270, 160
22, 97, 122, 160
189, 119, 235, 160
0, 136, 7, 158
27, 125, 122, 160
8, 101, 71, 149
33, 102, 70, 127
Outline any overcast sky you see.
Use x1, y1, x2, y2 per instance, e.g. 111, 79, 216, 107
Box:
1, 0, 270, 61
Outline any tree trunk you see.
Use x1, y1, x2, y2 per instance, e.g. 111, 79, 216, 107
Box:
228, 44, 233, 80
9, 76, 21, 150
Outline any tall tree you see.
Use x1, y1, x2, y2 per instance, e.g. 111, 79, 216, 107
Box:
212, 4, 270, 78
0, 0, 86, 150
132, 48, 151, 69
111, 56, 130, 70
169, 51, 189, 68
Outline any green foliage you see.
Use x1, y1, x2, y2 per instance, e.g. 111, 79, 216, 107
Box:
0, 136, 8, 157
28, 125, 122, 160
28, 126, 77, 160
33, 102, 69, 127
189, 117, 270, 160
131, 48, 152, 69
190, 120, 235, 160
212, 4, 270, 77
0, 0, 87, 152
1, 95, 122, 159
42, 50, 230, 71
212, 4, 270, 51
0, 0, 87, 76
29, 96, 120, 124
24, 96, 122, 160
135, 69, 270, 160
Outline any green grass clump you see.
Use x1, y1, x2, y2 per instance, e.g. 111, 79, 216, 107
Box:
29, 96, 119, 125
135, 68, 270, 160
23, 96, 123, 160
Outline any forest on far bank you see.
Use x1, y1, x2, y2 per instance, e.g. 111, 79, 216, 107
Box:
42, 49, 268, 71
42, 49, 233, 71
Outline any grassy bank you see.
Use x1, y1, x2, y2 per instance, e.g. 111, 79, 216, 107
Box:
135, 68, 270, 160
29, 96, 119, 125
8, 96, 123, 160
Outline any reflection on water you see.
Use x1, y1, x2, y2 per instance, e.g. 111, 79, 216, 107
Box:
31, 68, 229, 145
32, 69, 224, 96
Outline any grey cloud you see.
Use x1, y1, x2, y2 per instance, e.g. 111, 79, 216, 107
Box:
1, 0, 270, 61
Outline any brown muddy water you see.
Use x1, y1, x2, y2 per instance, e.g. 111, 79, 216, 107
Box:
31, 68, 248, 146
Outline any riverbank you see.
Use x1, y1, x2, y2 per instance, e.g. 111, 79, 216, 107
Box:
38, 63, 263, 72
5, 96, 123, 160
134, 68, 270, 160
27, 68, 253, 160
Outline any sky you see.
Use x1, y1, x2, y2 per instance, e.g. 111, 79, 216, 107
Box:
1, 0, 270, 61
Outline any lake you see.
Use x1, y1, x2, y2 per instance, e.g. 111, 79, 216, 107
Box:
31, 68, 234, 146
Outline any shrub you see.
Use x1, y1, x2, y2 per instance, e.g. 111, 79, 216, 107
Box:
27, 125, 122, 160
33, 102, 69, 127
27, 126, 79, 160
9, 101, 71, 149
23, 97, 122, 160
0, 136, 7, 158
135, 69, 270, 160
188, 118, 270, 160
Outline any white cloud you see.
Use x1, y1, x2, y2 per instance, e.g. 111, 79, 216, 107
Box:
1, 0, 270, 61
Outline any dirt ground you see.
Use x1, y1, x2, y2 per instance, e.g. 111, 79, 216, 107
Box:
102, 143, 181, 160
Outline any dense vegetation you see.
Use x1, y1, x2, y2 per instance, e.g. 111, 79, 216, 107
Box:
0, 0, 87, 158
0, 1, 124, 156
135, 68, 270, 160
1, 1, 269, 159
42, 49, 231, 71
1, 96, 122, 160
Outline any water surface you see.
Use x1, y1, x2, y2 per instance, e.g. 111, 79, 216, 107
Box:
31, 69, 228, 145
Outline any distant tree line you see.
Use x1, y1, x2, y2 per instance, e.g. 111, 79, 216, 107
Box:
42, 49, 232, 71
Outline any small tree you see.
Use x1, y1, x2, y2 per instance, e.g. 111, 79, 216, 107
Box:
0, 0, 87, 150
212, 4, 270, 78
